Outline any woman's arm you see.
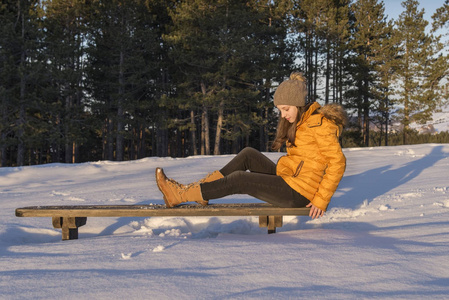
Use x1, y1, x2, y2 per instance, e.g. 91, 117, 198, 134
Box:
311, 121, 346, 211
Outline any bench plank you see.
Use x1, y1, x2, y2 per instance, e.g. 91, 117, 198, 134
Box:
16, 203, 311, 217
15, 204, 310, 240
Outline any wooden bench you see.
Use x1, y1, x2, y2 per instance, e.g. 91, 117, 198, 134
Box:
15, 203, 311, 240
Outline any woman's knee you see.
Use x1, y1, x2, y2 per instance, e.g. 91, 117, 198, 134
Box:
226, 170, 248, 181
224, 171, 249, 193
239, 147, 259, 157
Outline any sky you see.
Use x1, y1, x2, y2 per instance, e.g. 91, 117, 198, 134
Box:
383, 0, 446, 22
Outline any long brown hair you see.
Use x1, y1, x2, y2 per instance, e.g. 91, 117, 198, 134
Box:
271, 72, 309, 151
271, 104, 311, 151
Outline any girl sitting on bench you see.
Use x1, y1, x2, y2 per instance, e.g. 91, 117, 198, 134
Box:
155, 72, 347, 219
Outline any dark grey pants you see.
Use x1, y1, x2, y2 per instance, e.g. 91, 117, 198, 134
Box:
200, 147, 310, 208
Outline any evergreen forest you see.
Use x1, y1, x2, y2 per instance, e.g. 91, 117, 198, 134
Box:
1, 0, 449, 167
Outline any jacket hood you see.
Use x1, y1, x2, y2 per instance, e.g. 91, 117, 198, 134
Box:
318, 103, 348, 128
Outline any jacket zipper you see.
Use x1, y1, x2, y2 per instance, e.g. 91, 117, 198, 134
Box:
293, 161, 304, 177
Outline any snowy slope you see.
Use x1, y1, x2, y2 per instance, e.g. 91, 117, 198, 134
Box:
410, 105, 449, 133
1, 144, 449, 299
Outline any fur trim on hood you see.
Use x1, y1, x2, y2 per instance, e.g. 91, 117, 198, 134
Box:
318, 103, 348, 128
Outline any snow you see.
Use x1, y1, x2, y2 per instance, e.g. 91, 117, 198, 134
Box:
1, 144, 449, 299
410, 105, 449, 134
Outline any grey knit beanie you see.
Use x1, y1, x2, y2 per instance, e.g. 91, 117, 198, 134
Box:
273, 75, 307, 107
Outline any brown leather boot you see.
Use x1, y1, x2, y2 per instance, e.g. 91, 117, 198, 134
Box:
193, 170, 223, 205
156, 169, 223, 207
155, 168, 206, 208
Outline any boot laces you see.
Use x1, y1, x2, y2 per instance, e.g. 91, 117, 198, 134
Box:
167, 177, 180, 186
165, 177, 188, 196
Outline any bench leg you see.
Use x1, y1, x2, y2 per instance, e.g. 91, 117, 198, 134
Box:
52, 217, 87, 240
259, 216, 283, 234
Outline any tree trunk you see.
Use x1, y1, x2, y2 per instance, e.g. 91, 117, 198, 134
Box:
0, 134, 5, 167
260, 87, 270, 152
107, 116, 114, 160
157, 117, 168, 157
403, 100, 409, 145
116, 50, 125, 161
17, 8, 27, 167
403, 76, 410, 145
151, 121, 156, 157
313, 35, 319, 101
213, 100, 224, 155
200, 80, 210, 155
385, 98, 389, 146
325, 40, 330, 105
363, 81, 370, 147
139, 123, 145, 158
64, 94, 72, 163
190, 110, 197, 155
1, 92, 6, 166
201, 107, 210, 155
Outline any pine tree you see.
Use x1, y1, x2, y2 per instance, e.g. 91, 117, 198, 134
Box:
432, 0, 449, 39
0, 2, 17, 166
165, 0, 292, 155
347, 0, 392, 146
40, 0, 91, 163
0, 0, 44, 166
326, 0, 351, 105
395, 0, 443, 144
373, 21, 399, 146
289, 0, 352, 106
431, 1, 449, 102
87, 0, 135, 161
86, 0, 170, 160
291, 0, 329, 101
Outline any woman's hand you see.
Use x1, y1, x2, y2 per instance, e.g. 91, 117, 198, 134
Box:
306, 203, 324, 219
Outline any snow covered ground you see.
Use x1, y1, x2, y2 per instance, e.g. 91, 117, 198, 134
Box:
1, 144, 449, 299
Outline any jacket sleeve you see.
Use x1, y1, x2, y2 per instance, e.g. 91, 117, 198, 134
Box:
311, 121, 346, 211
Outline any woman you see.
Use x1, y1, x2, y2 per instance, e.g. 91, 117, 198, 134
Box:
155, 72, 347, 219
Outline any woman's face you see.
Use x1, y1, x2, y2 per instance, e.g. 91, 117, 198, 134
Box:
277, 105, 298, 123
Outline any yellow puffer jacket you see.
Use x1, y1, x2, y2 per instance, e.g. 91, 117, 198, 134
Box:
276, 102, 347, 211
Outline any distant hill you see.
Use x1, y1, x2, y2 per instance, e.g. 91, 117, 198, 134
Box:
349, 104, 449, 134
410, 105, 449, 134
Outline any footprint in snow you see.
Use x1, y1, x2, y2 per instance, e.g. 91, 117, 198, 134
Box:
121, 253, 132, 260
378, 204, 393, 211
152, 245, 165, 252
433, 187, 448, 193
51, 190, 70, 196
67, 196, 85, 202
433, 200, 449, 208
121, 197, 136, 203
